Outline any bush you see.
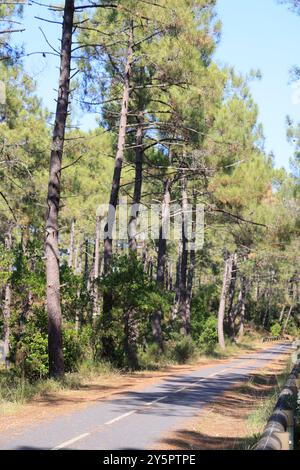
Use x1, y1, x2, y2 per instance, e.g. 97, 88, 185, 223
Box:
198, 316, 218, 354
270, 322, 282, 338
63, 328, 85, 373
12, 324, 90, 381
15, 331, 49, 381
284, 317, 299, 337
166, 334, 196, 364
138, 343, 166, 369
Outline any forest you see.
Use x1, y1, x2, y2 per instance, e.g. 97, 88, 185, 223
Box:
0, 0, 299, 393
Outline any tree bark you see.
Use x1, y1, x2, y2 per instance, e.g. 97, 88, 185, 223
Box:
237, 276, 247, 339
68, 218, 75, 269
172, 242, 182, 319
279, 305, 286, 324
92, 214, 101, 319
178, 174, 189, 335
218, 254, 233, 350
128, 110, 144, 252
152, 178, 171, 350
227, 252, 238, 338
45, 0, 74, 379
184, 191, 197, 336
84, 237, 90, 290
103, 24, 133, 272
283, 305, 293, 333
102, 25, 134, 349
3, 229, 12, 368
124, 306, 139, 369
156, 178, 171, 285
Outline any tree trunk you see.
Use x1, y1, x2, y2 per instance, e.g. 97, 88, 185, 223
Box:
156, 178, 171, 285
227, 253, 238, 338
172, 243, 182, 319
128, 110, 144, 251
45, 0, 74, 379
152, 178, 171, 350
92, 215, 101, 319
75, 242, 83, 332
124, 306, 139, 370
168, 261, 173, 291
218, 255, 233, 350
178, 174, 189, 335
102, 25, 134, 351
279, 305, 286, 324
283, 305, 293, 333
3, 229, 12, 368
148, 257, 153, 280
68, 218, 75, 269
185, 191, 197, 336
237, 277, 247, 339
103, 25, 133, 272
84, 237, 90, 290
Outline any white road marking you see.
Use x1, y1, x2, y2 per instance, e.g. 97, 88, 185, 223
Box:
176, 367, 232, 392
105, 410, 136, 425
51, 352, 279, 450
145, 396, 167, 406
52, 432, 90, 450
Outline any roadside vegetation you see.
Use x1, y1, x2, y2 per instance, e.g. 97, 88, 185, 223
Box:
0, 0, 299, 413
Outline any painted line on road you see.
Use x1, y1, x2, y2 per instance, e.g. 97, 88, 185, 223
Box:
145, 396, 168, 406
176, 367, 233, 392
52, 432, 90, 450
51, 350, 284, 450
105, 410, 136, 425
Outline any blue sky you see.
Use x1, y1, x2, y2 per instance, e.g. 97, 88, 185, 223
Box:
14, 0, 300, 170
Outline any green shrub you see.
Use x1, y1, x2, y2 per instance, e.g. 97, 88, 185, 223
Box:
198, 316, 218, 354
63, 328, 85, 373
15, 331, 49, 381
270, 322, 282, 338
284, 317, 299, 337
166, 334, 196, 364
137, 343, 166, 369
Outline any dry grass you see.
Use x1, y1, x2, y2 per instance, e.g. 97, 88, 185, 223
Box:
0, 339, 289, 441
155, 349, 291, 450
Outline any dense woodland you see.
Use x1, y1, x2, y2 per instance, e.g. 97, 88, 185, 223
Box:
0, 0, 299, 382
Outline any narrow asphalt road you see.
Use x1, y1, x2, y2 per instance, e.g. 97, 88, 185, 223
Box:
0, 343, 290, 450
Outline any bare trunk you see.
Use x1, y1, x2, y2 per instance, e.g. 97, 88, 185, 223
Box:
92, 215, 101, 319
279, 305, 286, 324
45, 0, 74, 379
168, 261, 173, 291
185, 191, 197, 335
75, 242, 83, 332
68, 218, 75, 269
227, 253, 238, 338
237, 277, 247, 339
84, 237, 90, 290
218, 255, 233, 350
151, 178, 171, 350
172, 243, 182, 319
156, 178, 171, 285
103, 25, 133, 272
283, 305, 293, 333
102, 25, 133, 350
178, 174, 189, 335
124, 307, 139, 369
3, 229, 12, 368
148, 257, 153, 279
128, 111, 144, 251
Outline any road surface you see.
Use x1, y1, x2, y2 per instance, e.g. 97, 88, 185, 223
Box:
0, 343, 290, 450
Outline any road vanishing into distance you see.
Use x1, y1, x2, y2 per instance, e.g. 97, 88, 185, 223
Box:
0, 343, 290, 450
